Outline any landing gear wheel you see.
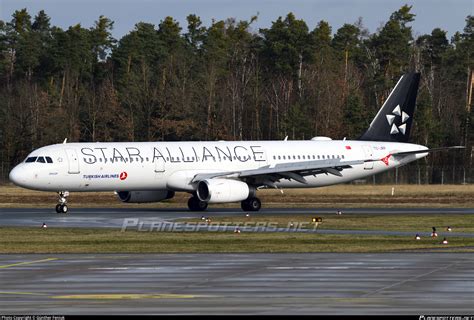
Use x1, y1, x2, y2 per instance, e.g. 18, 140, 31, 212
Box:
188, 197, 208, 211
56, 191, 70, 214
241, 197, 261, 212
56, 204, 68, 214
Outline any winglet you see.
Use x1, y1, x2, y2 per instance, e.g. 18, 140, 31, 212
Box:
62, 138, 68, 144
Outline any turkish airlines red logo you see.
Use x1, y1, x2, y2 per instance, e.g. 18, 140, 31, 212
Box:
119, 172, 128, 180
381, 154, 391, 166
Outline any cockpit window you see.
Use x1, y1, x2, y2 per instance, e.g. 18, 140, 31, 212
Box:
36, 156, 46, 163
45, 156, 53, 163
25, 157, 37, 163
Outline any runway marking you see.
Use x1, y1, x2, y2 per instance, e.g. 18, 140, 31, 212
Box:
89, 267, 163, 270
268, 266, 350, 270
0, 291, 47, 296
0, 258, 58, 269
51, 293, 199, 300
361, 261, 461, 297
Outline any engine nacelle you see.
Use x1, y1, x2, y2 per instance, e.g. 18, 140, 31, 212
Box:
197, 179, 249, 203
116, 190, 175, 203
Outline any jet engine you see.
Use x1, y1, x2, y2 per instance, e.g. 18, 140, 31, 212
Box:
116, 190, 175, 203
196, 179, 249, 203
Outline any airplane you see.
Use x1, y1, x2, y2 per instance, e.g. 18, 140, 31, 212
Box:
9, 72, 463, 213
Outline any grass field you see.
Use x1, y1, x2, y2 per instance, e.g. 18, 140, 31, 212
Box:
1, 227, 473, 253
1, 184, 472, 253
179, 213, 474, 233
0, 184, 473, 208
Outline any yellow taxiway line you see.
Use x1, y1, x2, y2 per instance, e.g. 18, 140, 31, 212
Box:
0, 257, 58, 269
0, 291, 47, 296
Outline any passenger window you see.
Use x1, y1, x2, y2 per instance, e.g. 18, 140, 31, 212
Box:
342, 155, 345, 159
318, 155, 320, 159
298, 155, 301, 159
36, 157, 46, 163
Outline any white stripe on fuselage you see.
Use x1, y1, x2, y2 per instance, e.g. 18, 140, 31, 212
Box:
10, 140, 428, 192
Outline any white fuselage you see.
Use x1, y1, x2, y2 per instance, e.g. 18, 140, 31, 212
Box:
9, 140, 427, 192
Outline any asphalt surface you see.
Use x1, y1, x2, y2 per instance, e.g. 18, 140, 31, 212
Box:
0, 253, 473, 315
1, 208, 474, 314
1, 207, 474, 238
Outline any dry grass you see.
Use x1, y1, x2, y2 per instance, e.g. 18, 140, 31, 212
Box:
1, 226, 473, 253
179, 214, 474, 233
0, 184, 472, 208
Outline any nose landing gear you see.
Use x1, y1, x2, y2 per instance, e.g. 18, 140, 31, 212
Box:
55, 191, 69, 213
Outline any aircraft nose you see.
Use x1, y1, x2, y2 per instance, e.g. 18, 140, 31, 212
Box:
9, 165, 28, 187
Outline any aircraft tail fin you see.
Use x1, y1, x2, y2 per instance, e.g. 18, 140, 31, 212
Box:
359, 72, 420, 142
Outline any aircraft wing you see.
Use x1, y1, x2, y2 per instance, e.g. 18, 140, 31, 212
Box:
191, 146, 464, 187
191, 158, 365, 186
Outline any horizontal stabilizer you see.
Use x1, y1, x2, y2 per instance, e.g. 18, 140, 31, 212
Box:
392, 146, 465, 156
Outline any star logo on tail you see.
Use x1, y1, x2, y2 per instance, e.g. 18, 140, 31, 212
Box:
386, 104, 410, 135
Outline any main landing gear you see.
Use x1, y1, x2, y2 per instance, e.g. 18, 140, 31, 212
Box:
188, 196, 208, 211
187, 192, 262, 212
55, 191, 69, 213
241, 197, 261, 212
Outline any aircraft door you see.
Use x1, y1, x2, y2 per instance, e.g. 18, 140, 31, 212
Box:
362, 145, 374, 170
65, 148, 80, 174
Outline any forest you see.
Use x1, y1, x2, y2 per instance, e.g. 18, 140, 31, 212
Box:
0, 5, 472, 183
